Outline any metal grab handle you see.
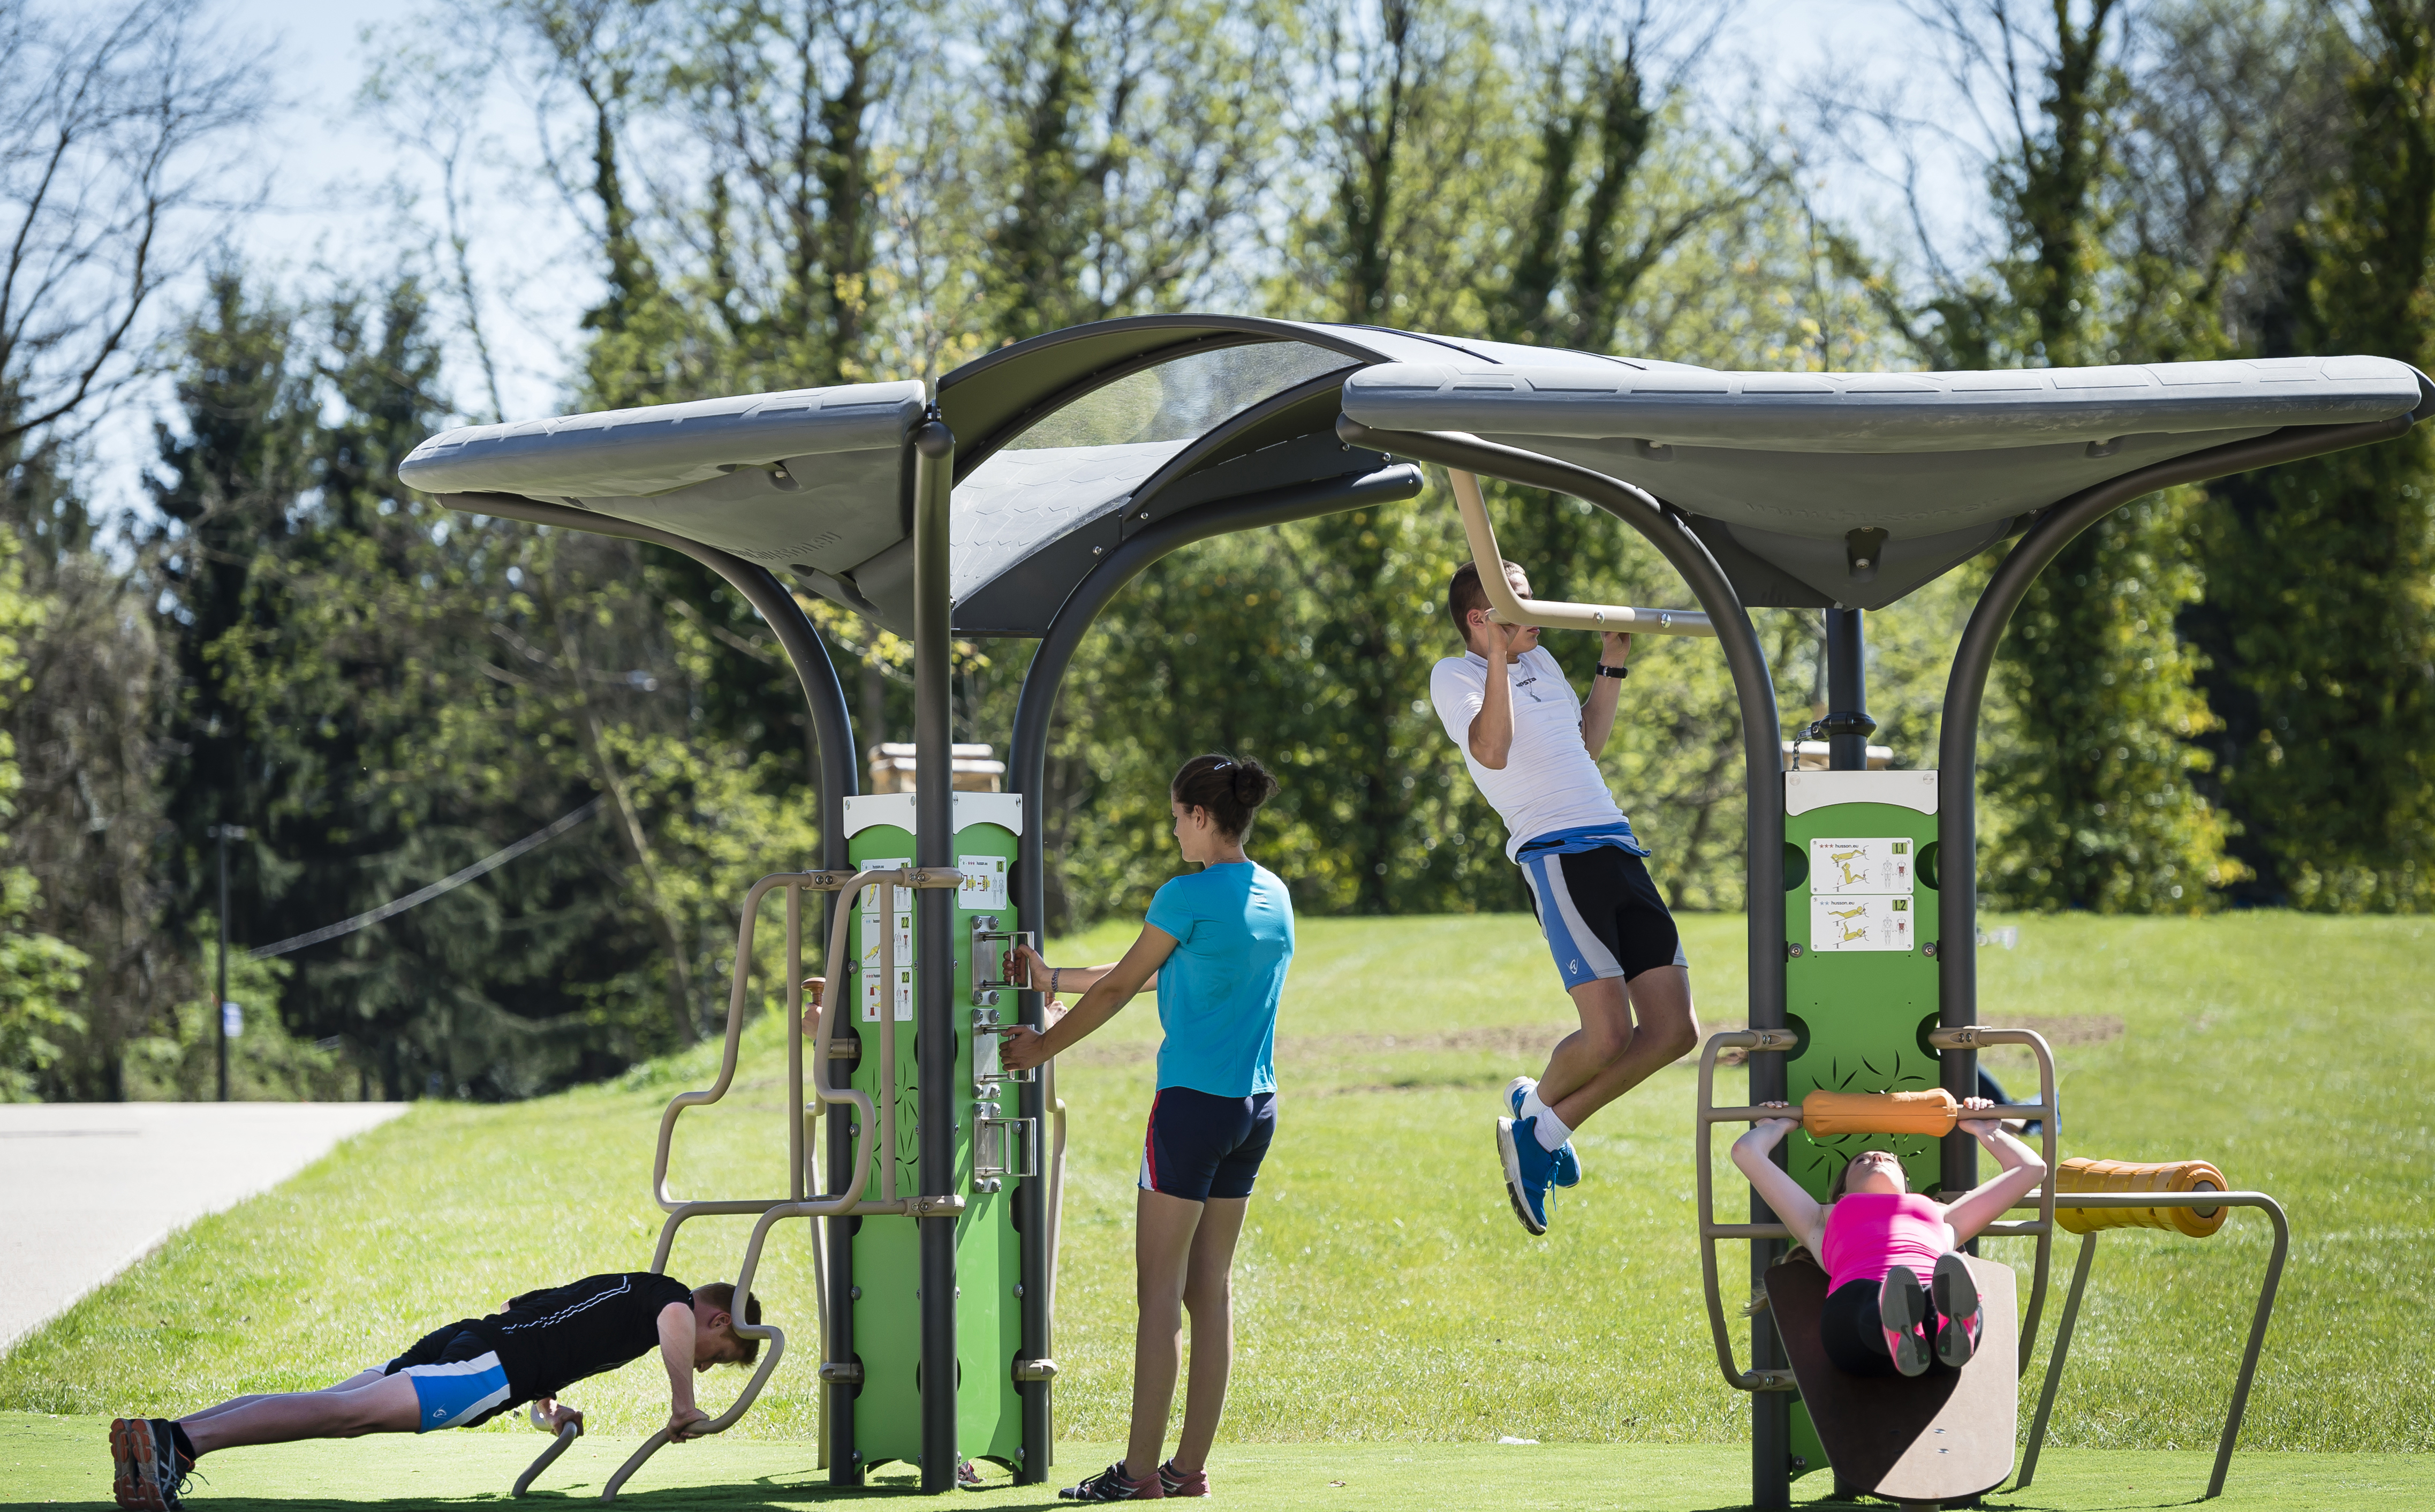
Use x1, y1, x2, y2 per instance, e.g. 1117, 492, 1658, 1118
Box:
1447, 469, 1716, 637
1695, 1031, 1799, 1393
1692, 1023, 2060, 1388
602, 1187, 823, 1500
2014, 1191, 2287, 1501
512, 1411, 580, 1498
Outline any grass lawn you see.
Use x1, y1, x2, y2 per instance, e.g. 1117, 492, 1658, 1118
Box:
2, 911, 2430, 1508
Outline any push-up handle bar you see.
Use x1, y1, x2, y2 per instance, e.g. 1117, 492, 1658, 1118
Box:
1694, 1026, 2060, 1394
1446, 469, 1718, 638
600, 865, 967, 1501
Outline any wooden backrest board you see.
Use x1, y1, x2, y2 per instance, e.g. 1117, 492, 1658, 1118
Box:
1765, 1253, 2018, 1503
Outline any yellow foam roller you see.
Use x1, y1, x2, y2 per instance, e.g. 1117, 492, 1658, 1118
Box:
2054, 1157, 2229, 1237
1801, 1087, 1958, 1136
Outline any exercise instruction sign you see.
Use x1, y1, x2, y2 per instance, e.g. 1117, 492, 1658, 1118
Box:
1808, 837, 1914, 894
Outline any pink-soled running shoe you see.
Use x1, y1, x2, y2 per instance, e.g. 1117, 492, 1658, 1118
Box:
1158, 1458, 1209, 1497
1061, 1462, 1164, 1501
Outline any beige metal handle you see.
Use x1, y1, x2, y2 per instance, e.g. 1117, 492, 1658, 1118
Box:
1692, 1023, 2061, 1388
1447, 469, 1716, 638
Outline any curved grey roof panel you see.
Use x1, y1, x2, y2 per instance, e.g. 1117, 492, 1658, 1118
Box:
1342, 356, 2418, 451
1342, 353, 2423, 609
399, 381, 925, 496
399, 381, 925, 579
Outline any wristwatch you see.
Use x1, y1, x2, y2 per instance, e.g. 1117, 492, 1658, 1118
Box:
1596, 663, 1630, 679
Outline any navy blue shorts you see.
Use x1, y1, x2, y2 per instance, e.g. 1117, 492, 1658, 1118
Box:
382, 1325, 512, 1431
1140, 1087, 1275, 1201
1519, 844, 1687, 987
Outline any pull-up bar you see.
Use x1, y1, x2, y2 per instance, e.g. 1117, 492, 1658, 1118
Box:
1446, 470, 1718, 638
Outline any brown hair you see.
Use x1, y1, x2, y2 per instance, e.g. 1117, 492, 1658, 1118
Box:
1447, 558, 1524, 641
691, 1282, 765, 1364
1828, 1150, 1905, 1204
1170, 754, 1279, 840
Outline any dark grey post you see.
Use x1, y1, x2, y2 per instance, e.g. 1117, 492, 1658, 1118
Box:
1933, 411, 2417, 1197
1005, 463, 1422, 1482
429, 491, 867, 1473
910, 414, 959, 1494
1821, 609, 1873, 772
213, 825, 236, 1102
1334, 420, 1788, 1508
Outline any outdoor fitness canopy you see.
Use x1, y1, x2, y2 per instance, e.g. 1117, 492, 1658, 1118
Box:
400, 317, 2420, 625
397, 314, 2426, 1503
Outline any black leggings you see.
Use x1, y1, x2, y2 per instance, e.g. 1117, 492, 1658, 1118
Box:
1819, 1276, 1950, 1379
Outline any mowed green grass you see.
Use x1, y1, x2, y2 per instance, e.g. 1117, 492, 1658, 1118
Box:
1, 912, 2429, 1500
4, 1415, 2430, 1509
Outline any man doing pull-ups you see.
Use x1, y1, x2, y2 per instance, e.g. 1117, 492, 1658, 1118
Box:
1428, 558, 1700, 1235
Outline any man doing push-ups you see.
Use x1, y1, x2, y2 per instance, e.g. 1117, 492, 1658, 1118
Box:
108, 1272, 760, 1510
1429, 557, 1701, 1236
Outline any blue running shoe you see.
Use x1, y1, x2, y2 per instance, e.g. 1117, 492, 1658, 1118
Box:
1505, 1077, 1582, 1188
1495, 1116, 1555, 1235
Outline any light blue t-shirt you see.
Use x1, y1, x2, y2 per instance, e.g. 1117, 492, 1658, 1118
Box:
1143, 861, 1295, 1097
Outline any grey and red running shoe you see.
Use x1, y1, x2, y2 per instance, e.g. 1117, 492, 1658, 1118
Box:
109, 1418, 189, 1511
1157, 1458, 1209, 1497
1061, 1461, 1164, 1500
1932, 1252, 1983, 1369
1879, 1266, 1933, 1378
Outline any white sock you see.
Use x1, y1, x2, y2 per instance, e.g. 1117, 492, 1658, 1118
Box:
1532, 1107, 1574, 1152
1519, 1086, 1553, 1125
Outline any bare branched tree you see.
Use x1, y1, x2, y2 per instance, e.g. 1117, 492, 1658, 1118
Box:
0, 0, 271, 453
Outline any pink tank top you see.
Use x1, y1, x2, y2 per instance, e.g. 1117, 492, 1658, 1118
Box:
1820, 1192, 1952, 1293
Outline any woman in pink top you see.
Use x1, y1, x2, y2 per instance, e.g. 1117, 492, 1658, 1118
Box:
1732, 1097, 2045, 1377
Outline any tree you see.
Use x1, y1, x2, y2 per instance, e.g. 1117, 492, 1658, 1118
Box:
2188, 0, 2435, 909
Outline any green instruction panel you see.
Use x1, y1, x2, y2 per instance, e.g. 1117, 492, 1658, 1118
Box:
843, 791, 1027, 1475
1779, 769, 1944, 1202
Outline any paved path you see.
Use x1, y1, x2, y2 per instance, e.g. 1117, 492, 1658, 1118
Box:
0, 1101, 405, 1352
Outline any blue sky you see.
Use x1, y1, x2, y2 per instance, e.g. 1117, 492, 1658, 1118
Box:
94, 0, 1968, 513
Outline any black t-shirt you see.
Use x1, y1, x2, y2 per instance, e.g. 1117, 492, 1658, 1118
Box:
457, 1272, 695, 1403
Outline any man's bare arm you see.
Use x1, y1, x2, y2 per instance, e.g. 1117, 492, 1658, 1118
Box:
1580, 631, 1630, 755
1466, 624, 1522, 768
656, 1302, 708, 1442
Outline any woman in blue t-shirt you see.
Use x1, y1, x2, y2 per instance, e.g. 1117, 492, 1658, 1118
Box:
1002, 754, 1293, 1503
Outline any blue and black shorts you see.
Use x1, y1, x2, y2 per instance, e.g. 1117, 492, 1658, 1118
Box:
1518, 843, 1687, 988
1140, 1087, 1276, 1201
383, 1325, 513, 1432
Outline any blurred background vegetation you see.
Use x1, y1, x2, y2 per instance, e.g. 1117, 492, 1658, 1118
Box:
1, 0, 2429, 1102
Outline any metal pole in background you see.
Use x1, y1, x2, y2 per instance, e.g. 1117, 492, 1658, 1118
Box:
1821, 609, 1874, 772
1933, 412, 2419, 1202
910, 411, 959, 1495
215, 827, 229, 1103
209, 823, 247, 1102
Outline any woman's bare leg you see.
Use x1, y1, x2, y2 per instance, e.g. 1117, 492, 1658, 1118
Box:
1170, 1196, 1249, 1476
1124, 1189, 1205, 1480
183, 1372, 420, 1454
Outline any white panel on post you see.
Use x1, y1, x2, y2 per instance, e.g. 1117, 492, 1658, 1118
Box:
1784, 769, 1939, 818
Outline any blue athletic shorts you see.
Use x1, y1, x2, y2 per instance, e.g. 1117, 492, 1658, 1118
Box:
1518, 843, 1687, 988
1140, 1087, 1276, 1201
383, 1326, 513, 1432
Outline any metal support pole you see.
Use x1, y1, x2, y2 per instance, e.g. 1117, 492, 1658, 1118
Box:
214, 826, 232, 1103
429, 490, 865, 1481
911, 412, 959, 1495
1820, 608, 1874, 772
1334, 420, 1785, 1508
1005, 462, 1421, 1483
1932, 413, 2415, 1201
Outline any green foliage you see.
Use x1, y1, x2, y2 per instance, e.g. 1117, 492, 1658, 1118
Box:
2189, 2, 2435, 910
0, 526, 88, 1099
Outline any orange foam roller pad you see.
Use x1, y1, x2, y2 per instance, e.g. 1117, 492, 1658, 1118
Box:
1801, 1087, 1958, 1136
2054, 1157, 2229, 1237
